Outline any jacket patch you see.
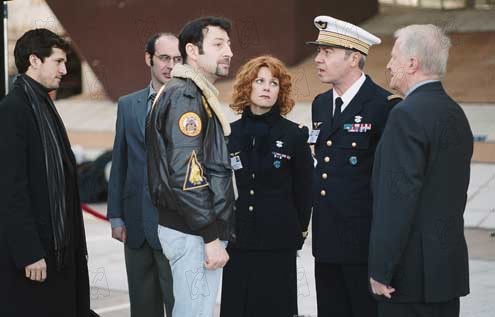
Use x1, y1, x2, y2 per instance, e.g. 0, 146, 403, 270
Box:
179, 112, 202, 137
183, 150, 209, 191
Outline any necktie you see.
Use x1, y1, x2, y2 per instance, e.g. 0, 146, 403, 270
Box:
332, 97, 343, 127
148, 93, 157, 113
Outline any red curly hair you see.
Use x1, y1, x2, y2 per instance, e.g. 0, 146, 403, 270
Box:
230, 55, 295, 115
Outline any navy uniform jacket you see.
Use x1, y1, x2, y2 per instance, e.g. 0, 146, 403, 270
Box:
227, 110, 313, 250
311, 76, 399, 263
369, 82, 472, 303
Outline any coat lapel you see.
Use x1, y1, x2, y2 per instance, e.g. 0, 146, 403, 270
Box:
315, 90, 334, 144
133, 87, 150, 138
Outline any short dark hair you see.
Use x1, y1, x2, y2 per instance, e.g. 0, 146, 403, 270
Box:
145, 32, 177, 66
344, 49, 366, 70
14, 28, 70, 73
178, 16, 232, 62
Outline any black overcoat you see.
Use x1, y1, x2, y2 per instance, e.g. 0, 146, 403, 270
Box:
227, 112, 313, 250
0, 83, 90, 316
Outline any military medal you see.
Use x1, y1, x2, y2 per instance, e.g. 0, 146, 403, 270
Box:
344, 123, 372, 133
272, 152, 291, 160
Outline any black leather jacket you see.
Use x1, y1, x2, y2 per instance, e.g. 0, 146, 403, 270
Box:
146, 77, 235, 242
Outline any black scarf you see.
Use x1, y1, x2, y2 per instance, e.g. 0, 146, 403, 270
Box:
241, 106, 281, 156
16, 74, 75, 270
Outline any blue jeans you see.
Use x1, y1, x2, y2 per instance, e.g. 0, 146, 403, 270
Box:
157, 225, 224, 317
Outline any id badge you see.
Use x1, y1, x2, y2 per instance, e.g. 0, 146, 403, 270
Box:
230, 155, 243, 170
308, 129, 320, 144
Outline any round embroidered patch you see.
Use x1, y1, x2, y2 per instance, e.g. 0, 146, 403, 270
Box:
178, 112, 202, 137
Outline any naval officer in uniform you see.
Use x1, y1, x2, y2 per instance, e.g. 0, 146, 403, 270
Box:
306, 15, 401, 317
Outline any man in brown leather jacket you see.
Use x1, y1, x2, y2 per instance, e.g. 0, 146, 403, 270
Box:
146, 16, 235, 317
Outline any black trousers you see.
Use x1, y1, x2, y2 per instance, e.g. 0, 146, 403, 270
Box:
315, 262, 377, 317
220, 248, 298, 317
124, 242, 174, 317
378, 298, 460, 317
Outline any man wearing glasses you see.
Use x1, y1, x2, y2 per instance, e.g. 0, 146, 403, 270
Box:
107, 33, 181, 317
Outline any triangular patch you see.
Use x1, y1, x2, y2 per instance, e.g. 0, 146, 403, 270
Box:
183, 150, 209, 191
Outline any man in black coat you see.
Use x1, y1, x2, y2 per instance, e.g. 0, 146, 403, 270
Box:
306, 16, 401, 317
0, 29, 91, 316
369, 24, 472, 317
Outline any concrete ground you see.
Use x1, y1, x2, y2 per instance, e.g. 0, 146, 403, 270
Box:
85, 228, 495, 317
83, 161, 495, 317
57, 99, 495, 146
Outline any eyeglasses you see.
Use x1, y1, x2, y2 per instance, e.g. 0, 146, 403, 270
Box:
154, 54, 183, 64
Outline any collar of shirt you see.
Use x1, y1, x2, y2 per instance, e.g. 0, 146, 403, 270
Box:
332, 72, 366, 115
148, 82, 157, 100
147, 82, 158, 111
405, 79, 439, 97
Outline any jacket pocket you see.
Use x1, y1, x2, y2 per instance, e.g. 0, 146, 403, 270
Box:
158, 227, 188, 264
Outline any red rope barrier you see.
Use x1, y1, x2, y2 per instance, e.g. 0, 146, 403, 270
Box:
81, 203, 109, 222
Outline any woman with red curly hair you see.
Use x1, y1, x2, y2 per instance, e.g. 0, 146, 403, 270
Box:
220, 56, 313, 317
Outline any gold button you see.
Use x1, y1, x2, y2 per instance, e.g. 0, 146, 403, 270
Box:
251, 173, 255, 179
326, 140, 333, 147
352, 142, 357, 148
248, 206, 254, 211
320, 190, 326, 197
250, 189, 255, 196
322, 173, 328, 179
324, 156, 330, 163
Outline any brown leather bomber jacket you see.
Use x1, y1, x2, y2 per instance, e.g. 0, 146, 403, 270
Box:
145, 77, 235, 243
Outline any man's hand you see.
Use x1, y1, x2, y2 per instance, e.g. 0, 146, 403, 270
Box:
25, 258, 47, 282
370, 277, 395, 299
112, 226, 127, 243
204, 239, 229, 270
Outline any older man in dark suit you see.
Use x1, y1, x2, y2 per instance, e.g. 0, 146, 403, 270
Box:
369, 24, 472, 317
107, 33, 181, 317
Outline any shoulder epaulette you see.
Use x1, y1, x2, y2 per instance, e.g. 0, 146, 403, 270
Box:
387, 94, 403, 101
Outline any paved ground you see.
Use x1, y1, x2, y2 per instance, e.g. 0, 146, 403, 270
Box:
57, 99, 495, 146
82, 161, 495, 316
85, 224, 495, 317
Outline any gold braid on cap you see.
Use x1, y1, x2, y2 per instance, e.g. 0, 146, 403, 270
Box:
317, 30, 370, 55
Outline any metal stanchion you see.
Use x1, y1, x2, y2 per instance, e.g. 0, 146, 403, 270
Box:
1, 1, 11, 100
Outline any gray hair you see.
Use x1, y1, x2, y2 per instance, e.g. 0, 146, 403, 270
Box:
344, 49, 367, 70
394, 24, 451, 78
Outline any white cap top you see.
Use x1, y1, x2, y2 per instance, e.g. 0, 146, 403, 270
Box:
307, 15, 381, 55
